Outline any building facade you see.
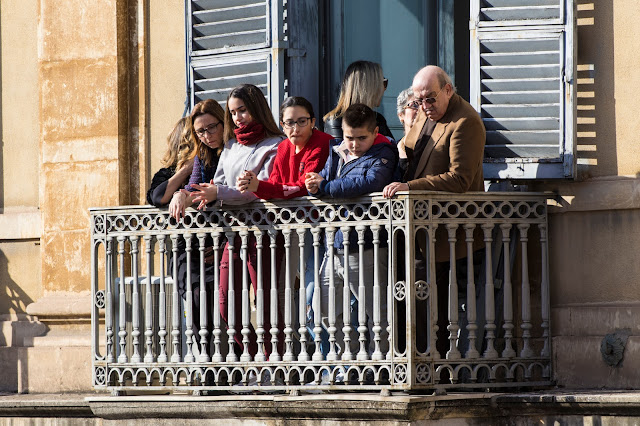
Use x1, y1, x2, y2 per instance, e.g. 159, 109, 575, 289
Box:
0, 0, 638, 392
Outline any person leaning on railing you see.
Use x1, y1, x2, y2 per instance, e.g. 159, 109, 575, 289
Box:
306, 104, 398, 357
183, 84, 286, 359
236, 96, 333, 355
383, 65, 486, 358
146, 116, 194, 207
165, 99, 226, 332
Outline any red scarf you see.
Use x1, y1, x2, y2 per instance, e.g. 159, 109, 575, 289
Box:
234, 122, 265, 146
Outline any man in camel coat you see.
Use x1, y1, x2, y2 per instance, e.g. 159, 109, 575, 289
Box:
384, 65, 486, 359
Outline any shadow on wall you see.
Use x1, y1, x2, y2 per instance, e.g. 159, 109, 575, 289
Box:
0, 248, 38, 393
575, 0, 617, 179
0, 249, 36, 344
0, 6, 4, 210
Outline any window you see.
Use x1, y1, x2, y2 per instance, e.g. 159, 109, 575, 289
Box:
470, 0, 577, 179
185, 0, 577, 180
186, 0, 286, 115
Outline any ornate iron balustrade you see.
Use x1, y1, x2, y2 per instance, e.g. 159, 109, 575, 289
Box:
90, 191, 551, 395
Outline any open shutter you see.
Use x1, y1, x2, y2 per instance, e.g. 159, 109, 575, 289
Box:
187, 0, 287, 117
470, 0, 577, 179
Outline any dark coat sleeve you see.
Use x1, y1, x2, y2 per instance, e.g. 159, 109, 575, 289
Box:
146, 167, 174, 207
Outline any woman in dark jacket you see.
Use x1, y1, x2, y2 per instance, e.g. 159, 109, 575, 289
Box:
323, 60, 394, 140
146, 117, 194, 207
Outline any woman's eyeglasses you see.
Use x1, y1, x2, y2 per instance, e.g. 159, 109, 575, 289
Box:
282, 117, 311, 129
195, 121, 221, 137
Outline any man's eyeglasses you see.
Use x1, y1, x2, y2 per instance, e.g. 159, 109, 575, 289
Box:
282, 117, 311, 129
410, 87, 444, 108
383, 77, 388, 89
195, 121, 221, 138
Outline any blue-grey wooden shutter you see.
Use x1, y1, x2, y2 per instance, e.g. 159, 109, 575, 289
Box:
187, 0, 286, 117
470, 0, 577, 179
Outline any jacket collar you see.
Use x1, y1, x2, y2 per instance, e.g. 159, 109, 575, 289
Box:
334, 133, 389, 164
405, 94, 461, 179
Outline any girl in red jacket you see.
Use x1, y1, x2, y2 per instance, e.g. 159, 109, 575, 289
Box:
237, 96, 333, 360
236, 96, 332, 198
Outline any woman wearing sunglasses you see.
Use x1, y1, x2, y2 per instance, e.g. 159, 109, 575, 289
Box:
323, 60, 394, 141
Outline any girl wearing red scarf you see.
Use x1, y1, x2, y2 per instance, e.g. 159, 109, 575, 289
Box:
191, 84, 285, 362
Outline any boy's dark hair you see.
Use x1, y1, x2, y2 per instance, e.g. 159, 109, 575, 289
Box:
342, 103, 377, 132
279, 96, 315, 121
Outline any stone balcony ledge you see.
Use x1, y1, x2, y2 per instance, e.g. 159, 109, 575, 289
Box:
2, 390, 640, 424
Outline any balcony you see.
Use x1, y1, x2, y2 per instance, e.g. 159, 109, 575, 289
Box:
89, 191, 551, 395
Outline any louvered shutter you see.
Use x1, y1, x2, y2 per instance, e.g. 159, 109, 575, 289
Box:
470, 0, 577, 179
187, 0, 286, 116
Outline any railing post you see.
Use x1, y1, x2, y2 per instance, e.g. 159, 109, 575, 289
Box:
183, 234, 195, 363
211, 231, 223, 362
239, 230, 252, 362
518, 224, 533, 358
268, 228, 281, 361
426, 225, 438, 361
225, 231, 238, 362
481, 224, 498, 359
356, 225, 369, 361
143, 234, 155, 363
445, 224, 461, 360
371, 225, 383, 361
197, 232, 210, 362
157, 235, 168, 363
170, 234, 181, 363
311, 227, 324, 361
325, 227, 337, 362
283, 228, 295, 361
464, 224, 479, 359
131, 236, 142, 363
341, 226, 354, 361
500, 224, 516, 358
296, 228, 310, 362
254, 230, 266, 362
105, 236, 115, 363
539, 223, 551, 358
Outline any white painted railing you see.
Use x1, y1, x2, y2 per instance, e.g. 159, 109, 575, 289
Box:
90, 191, 552, 394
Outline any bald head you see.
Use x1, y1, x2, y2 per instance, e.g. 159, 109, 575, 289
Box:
412, 66, 454, 94
411, 66, 455, 122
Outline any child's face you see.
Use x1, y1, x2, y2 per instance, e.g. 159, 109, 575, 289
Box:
281, 106, 315, 149
228, 97, 254, 128
342, 124, 378, 158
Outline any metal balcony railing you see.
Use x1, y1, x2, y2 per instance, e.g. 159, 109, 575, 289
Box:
90, 191, 552, 395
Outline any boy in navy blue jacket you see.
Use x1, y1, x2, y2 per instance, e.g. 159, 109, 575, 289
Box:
305, 104, 397, 359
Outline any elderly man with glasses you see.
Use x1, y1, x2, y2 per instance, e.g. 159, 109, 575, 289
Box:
383, 65, 486, 361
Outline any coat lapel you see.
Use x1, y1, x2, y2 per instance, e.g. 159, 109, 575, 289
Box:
404, 109, 427, 151
412, 120, 448, 179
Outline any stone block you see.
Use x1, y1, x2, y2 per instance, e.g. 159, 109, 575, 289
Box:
41, 230, 92, 293
0, 347, 21, 392
38, 0, 118, 62
40, 57, 119, 143
24, 345, 93, 393
1, 0, 40, 207
41, 160, 119, 233
553, 335, 640, 388
548, 209, 640, 305
552, 305, 640, 336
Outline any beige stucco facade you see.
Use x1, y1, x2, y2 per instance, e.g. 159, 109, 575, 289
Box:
0, 0, 638, 392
